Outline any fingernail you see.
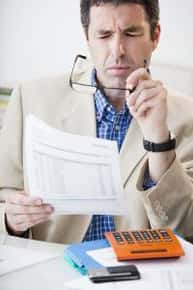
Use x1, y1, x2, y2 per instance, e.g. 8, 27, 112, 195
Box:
35, 199, 42, 205
47, 206, 54, 213
128, 84, 134, 91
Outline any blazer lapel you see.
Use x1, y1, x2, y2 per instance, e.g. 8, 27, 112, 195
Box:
56, 63, 97, 137
120, 119, 147, 187
61, 91, 96, 137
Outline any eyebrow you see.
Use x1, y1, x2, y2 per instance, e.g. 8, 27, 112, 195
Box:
123, 25, 144, 33
96, 29, 113, 35
96, 25, 144, 35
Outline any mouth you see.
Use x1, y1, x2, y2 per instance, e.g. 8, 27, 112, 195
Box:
106, 66, 130, 76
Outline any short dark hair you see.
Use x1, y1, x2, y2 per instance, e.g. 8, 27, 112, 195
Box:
80, 0, 160, 40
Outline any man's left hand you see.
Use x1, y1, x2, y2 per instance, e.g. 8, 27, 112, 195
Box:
126, 67, 176, 182
126, 68, 169, 143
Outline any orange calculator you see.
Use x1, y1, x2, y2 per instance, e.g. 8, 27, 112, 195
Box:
105, 228, 185, 261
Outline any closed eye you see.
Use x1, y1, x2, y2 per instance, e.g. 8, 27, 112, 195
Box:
97, 34, 111, 39
125, 32, 143, 37
96, 30, 112, 39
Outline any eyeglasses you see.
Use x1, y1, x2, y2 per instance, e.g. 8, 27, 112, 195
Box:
69, 54, 150, 94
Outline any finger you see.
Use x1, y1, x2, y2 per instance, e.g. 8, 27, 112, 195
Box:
126, 68, 150, 93
133, 86, 163, 111
127, 80, 162, 107
5, 203, 54, 215
12, 216, 51, 232
6, 192, 43, 206
131, 95, 161, 118
13, 213, 52, 225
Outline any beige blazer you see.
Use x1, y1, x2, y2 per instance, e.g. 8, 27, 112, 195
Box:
0, 68, 193, 243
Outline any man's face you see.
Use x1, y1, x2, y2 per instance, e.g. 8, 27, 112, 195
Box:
87, 3, 160, 97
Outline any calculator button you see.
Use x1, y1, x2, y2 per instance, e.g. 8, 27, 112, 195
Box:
159, 229, 172, 241
131, 231, 143, 242
122, 232, 134, 244
149, 230, 161, 240
140, 231, 152, 241
112, 232, 125, 244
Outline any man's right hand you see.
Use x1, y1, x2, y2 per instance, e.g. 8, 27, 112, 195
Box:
5, 191, 54, 236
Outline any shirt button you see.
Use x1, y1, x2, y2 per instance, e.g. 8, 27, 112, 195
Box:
96, 112, 102, 120
107, 106, 111, 112
115, 125, 120, 131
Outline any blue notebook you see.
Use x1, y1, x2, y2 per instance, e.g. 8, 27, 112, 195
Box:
65, 239, 110, 275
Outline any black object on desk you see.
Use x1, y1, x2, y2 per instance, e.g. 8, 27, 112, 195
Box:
88, 265, 140, 283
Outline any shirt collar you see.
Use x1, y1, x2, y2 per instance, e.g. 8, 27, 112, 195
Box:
91, 69, 129, 122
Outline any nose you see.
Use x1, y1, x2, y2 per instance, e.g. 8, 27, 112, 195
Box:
111, 34, 126, 62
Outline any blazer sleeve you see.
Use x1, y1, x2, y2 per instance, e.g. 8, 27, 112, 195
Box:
137, 135, 193, 239
0, 85, 24, 233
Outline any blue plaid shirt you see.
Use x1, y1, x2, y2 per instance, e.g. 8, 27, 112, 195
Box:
83, 70, 155, 241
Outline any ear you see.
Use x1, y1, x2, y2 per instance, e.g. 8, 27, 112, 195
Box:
152, 24, 161, 50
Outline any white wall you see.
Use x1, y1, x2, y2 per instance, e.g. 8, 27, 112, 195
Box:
0, 0, 193, 85
154, 0, 193, 66
0, 0, 85, 85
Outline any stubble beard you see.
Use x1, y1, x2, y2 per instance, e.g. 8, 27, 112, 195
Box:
102, 76, 127, 101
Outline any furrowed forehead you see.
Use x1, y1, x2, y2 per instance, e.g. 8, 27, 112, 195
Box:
89, 3, 148, 30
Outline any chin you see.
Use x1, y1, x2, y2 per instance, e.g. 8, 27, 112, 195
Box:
105, 79, 126, 90
103, 87, 126, 99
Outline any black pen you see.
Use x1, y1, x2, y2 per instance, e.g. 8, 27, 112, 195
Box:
144, 59, 151, 74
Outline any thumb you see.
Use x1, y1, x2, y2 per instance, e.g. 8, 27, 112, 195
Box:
126, 68, 150, 93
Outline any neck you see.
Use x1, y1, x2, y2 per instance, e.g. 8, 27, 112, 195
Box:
107, 96, 125, 112
95, 74, 126, 112
105, 90, 126, 112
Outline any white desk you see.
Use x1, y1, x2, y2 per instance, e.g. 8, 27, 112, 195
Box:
1, 233, 193, 290
0, 233, 81, 290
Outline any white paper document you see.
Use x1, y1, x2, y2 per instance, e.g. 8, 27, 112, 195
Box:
25, 115, 126, 214
0, 244, 58, 276
64, 269, 193, 290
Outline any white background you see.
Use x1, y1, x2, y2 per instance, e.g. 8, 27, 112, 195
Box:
0, 0, 193, 84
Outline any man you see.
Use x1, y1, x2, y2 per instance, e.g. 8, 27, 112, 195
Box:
0, 0, 193, 243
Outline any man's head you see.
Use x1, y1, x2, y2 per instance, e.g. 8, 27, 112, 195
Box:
80, 0, 160, 99
81, 0, 160, 41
